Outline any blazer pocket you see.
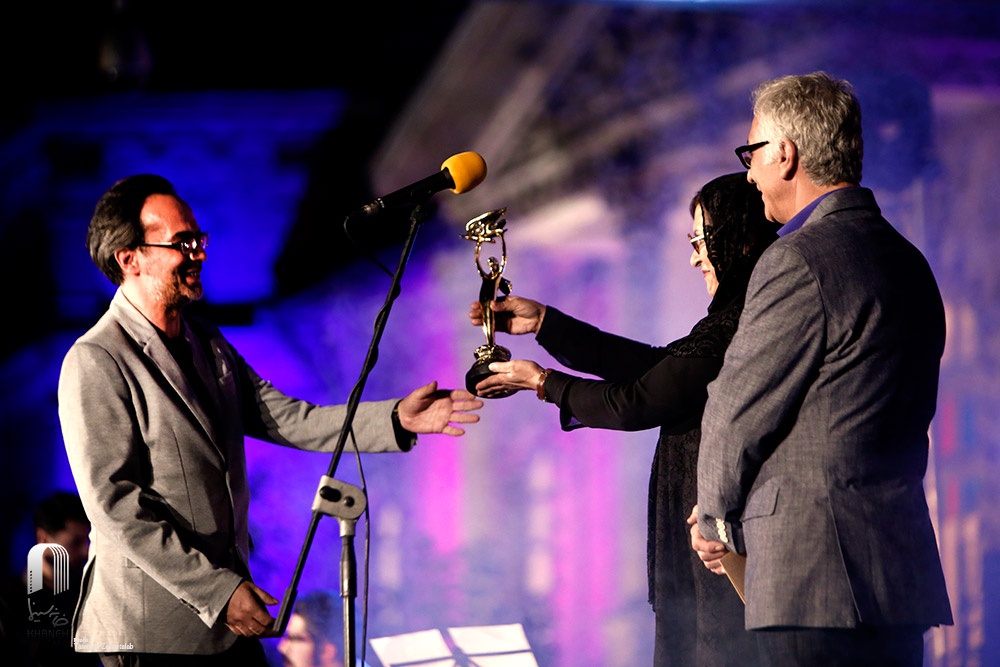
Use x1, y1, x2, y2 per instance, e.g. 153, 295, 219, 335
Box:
742, 480, 780, 521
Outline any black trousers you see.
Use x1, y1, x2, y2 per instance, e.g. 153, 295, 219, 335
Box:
98, 636, 268, 667
754, 625, 928, 667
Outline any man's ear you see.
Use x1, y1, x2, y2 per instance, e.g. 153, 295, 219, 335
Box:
777, 139, 798, 181
115, 247, 141, 278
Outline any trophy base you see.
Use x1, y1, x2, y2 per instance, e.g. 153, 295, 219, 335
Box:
466, 345, 516, 398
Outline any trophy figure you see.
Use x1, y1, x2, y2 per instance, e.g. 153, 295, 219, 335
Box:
462, 208, 516, 397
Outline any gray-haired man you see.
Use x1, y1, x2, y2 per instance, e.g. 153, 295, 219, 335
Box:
692, 72, 952, 665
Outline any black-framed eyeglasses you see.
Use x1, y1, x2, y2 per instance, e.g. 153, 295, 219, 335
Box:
687, 233, 705, 252
137, 232, 209, 258
735, 141, 769, 169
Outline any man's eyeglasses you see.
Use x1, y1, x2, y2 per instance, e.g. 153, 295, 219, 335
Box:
138, 232, 209, 258
735, 141, 769, 169
688, 233, 705, 252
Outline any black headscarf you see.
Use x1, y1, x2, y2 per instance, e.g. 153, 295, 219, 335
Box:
689, 172, 779, 313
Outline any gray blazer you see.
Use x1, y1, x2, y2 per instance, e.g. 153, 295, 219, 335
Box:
697, 187, 952, 630
58, 289, 410, 654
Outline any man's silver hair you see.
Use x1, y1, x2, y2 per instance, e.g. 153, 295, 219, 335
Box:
752, 72, 863, 186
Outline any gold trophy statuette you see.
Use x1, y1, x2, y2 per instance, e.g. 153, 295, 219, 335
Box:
462, 208, 515, 397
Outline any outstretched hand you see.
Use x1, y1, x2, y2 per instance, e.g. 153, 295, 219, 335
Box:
475, 359, 545, 398
469, 295, 546, 336
397, 381, 484, 436
688, 505, 728, 575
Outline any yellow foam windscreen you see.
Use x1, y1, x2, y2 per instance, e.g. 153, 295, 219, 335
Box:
441, 152, 487, 194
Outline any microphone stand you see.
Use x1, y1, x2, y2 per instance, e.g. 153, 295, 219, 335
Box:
274, 203, 432, 667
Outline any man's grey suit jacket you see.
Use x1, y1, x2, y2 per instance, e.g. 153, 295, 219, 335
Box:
58, 289, 410, 654
697, 187, 953, 630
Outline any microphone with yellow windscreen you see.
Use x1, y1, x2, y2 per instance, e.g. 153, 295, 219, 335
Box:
355, 151, 488, 218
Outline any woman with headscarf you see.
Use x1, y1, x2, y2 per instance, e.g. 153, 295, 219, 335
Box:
469, 172, 777, 666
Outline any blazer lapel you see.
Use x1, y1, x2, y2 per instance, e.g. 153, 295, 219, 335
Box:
144, 331, 220, 446
110, 290, 221, 450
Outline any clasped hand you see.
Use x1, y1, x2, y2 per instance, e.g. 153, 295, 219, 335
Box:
687, 505, 728, 575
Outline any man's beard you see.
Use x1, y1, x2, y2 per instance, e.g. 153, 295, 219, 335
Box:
154, 262, 203, 311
